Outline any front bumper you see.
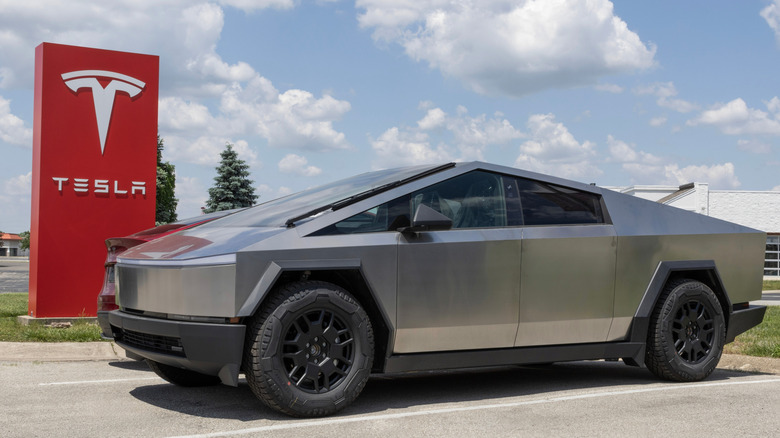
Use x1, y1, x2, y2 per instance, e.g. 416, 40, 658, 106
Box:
97, 311, 112, 339
108, 310, 246, 386
726, 304, 767, 343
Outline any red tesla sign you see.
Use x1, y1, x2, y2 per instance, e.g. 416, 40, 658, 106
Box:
30, 43, 159, 317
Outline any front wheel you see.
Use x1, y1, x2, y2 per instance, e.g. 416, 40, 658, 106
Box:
645, 279, 725, 382
244, 281, 374, 417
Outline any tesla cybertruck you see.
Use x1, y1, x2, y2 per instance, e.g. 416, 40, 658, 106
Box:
108, 161, 766, 417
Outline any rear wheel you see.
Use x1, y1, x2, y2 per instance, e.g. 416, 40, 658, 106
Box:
244, 281, 374, 417
645, 279, 725, 381
146, 360, 221, 387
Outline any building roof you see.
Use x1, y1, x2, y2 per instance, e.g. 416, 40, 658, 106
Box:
0, 233, 22, 241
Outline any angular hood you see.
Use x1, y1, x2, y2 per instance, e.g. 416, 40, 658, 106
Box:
119, 225, 287, 261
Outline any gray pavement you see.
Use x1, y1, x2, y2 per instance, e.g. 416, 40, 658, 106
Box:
0, 257, 29, 293
1, 261, 778, 437
1, 354, 778, 438
754, 290, 780, 306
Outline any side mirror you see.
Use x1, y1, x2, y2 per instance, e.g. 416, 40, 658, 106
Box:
398, 204, 453, 233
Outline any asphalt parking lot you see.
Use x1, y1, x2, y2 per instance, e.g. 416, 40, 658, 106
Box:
0, 258, 29, 293
1, 358, 779, 438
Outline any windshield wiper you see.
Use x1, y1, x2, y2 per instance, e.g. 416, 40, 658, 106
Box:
332, 162, 456, 211
285, 162, 455, 228
285, 204, 335, 228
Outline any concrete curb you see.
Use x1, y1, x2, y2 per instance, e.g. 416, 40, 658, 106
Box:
0, 341, 131, 362
717, 353, 780, 375
0, 341, 778, 376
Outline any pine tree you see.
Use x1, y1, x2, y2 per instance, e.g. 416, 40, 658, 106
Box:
155, 136, 179, 224
204, 143, 258, 213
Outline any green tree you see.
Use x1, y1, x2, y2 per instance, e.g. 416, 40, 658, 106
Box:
0, 230, 4, 250
156, 136, 178, 225
204, 143, 258, 213
19, 231, 30, 251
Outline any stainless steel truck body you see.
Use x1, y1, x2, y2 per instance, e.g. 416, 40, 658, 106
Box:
108, 161, 766, 417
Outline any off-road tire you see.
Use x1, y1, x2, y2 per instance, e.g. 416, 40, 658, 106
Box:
645, 279, 725, 382
243, 281, 374, 417
146, 359, 221, 387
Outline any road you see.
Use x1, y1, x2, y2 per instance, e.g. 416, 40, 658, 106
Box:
1, 359, 778, 438
755, 291, 780, 307
0, 258, 28, 293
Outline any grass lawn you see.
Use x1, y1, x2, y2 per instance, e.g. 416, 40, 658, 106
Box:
764, 280, 780, 291
0, 287, 777, 354
724, 306, 780, 358
0, 293, 103, 342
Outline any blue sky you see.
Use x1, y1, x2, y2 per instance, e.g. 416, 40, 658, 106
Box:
2, 0, 780, 233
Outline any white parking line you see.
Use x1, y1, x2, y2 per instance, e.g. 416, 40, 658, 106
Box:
39, 377, 162, 386
165, 377, 780, 438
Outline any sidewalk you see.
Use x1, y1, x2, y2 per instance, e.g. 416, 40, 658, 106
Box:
0, 341, 132, 362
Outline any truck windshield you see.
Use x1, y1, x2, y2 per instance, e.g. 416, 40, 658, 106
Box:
203, 163, 450, 228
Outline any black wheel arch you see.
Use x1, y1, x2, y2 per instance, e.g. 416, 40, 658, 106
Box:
628, 260, 732, 362
243, 264, 392, 374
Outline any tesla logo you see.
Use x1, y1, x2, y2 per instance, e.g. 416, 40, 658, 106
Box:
61, 70, 146, 155
52, 177, 146, 195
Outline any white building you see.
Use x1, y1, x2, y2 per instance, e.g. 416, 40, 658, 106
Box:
606, 183, 780, 279
0, 233, 24, 257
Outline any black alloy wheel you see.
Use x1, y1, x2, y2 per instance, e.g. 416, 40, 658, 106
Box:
244, 281, 374, 417
281, 307, 356, 393
670, 299, 716, 363
646, 279, 725, 382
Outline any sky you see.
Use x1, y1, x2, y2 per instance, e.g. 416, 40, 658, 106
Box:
2, 0, 780, 233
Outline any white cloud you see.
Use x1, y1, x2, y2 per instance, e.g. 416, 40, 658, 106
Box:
174, 175, 208, 219
649, 116, 667, 127
0, 1, 350, 164
3, 171, 32, 196
357, 0, 655, 97
737, 139, 771, 154
158, 81, 350, 166
635, 82, 698, 113
278, 154, 322, 177
245, 89, 351, 151
215, 78, 351, 151
417, 108, 447, 130
606, 135, 663, 181
663, 163, 740, 189
255, 184, 293, 202
371, 104, 523, 168
446, 107, 524, 160
371, 127, 451, 169
687, 97, 780, 135
0, 172, 33, 231
159, 97, 215, 132
218, 0, 295, 13
773, 185, 780, 191
594, 83, 624, 94
230, 140, 259, 166
0, 96, 32, 146
762, 0, 780, 45
0, 1, 245, 91
515, 114, 601, 179
607, 135, 662, 165
605, 135, 742, 188
165, 135, 259, 167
